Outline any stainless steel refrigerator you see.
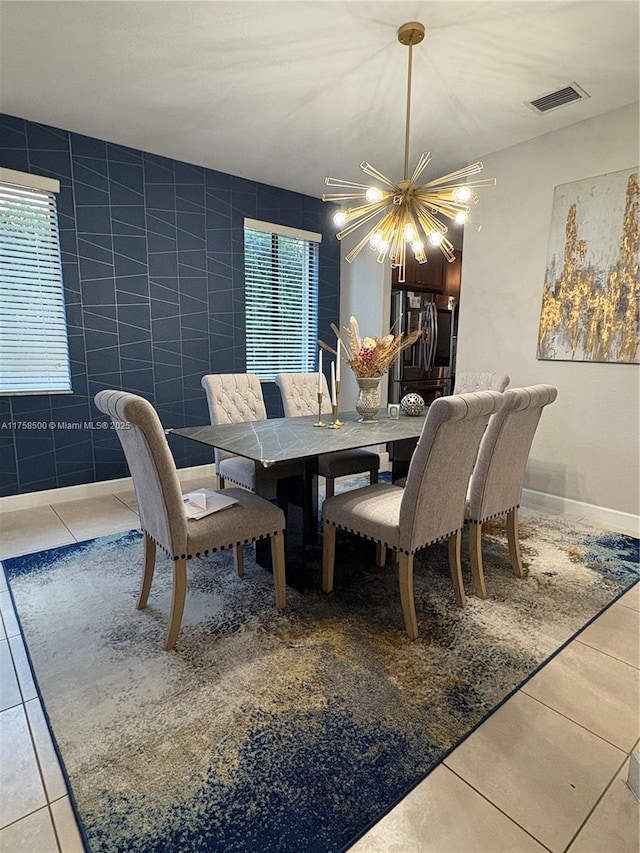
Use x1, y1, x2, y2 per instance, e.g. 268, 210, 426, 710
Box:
388, 289, 457, 404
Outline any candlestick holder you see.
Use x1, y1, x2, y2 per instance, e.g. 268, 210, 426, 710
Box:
328, 403, 342, 429
314, 392, 326, 427
334, 380, 344, 426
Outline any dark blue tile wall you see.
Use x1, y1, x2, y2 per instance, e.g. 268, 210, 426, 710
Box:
0, 115, 340, 495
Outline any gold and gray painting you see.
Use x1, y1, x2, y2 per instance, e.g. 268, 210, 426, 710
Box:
538, 168, 639, 363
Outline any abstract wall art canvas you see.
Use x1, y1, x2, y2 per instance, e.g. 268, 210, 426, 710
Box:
537, 168, 639, 363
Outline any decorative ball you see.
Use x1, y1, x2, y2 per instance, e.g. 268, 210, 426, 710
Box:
400, 393, 425, 417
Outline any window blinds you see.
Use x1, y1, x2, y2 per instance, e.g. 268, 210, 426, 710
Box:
244, 224, 319, 382
0, 180, 72, 394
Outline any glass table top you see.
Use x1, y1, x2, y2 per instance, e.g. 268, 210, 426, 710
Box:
170, 411, 427, 466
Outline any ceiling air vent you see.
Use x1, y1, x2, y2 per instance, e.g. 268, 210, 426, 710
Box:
527, 82, 590, 115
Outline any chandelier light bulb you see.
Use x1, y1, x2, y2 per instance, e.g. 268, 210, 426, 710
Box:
369, 231, 383, 249
333, 210, 348, 227
411, 240, 424, 255
365, 187, 383, 203
454, 211, 469, 225
378, 239, 389, 253
403, 224, 416, 242
453, 186, 472, 203
428, 232, 442, 247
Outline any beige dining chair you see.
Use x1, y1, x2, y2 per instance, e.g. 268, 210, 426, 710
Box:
201, 373, 267, 491
466, 384, 558, 598
322, 390, 504, 639
95, 390, 286, 651
274, 372, 380, 499
453, 371, 510, 394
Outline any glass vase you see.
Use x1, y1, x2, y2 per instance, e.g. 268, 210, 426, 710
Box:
355, 377, 382, 422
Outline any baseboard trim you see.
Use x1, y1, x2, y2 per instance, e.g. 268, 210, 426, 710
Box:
0, 452, 391, 514
0, 464, 217, 513
521, 488, 639, 537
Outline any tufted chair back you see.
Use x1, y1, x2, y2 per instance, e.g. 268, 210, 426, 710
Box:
201, 374, 267, 465
399, 391, 504, 552
95, 389, 188, 557
275, 373, 333, 417
464, 384, 558, 600
467, 384, 558, 524
453, 371, 510, 395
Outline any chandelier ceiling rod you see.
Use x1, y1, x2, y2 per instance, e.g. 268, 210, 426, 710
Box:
399, 22, 425, 182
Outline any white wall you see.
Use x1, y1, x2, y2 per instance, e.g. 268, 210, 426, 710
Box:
457, 103, 639, 518
339, 234, 392, 408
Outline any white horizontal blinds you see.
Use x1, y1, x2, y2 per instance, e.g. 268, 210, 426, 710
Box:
0, 180, 72, 394
245, 226, 319, 381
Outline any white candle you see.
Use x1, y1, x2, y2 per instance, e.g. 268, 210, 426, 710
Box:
336, 338, 341, 382
318, 349, 323, 394
331, 361, 337, 406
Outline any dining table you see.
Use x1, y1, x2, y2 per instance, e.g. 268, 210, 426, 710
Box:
170, 410, 427, 590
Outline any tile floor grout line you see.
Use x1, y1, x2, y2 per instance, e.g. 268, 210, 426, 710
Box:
48, 504, 80, 542
519, 688, 635, 754
0, 802, 51, 834
112, 492, 138, 513
0, 698, 24, 714
441, 764, 555, 853
0, 604, 8, 641
615, 600, 640, 614
21, 691, 59, 809
46, 799, 64, 853
6, 623, 34, 707
573, 637, 639, 671
561, 748, 635, 853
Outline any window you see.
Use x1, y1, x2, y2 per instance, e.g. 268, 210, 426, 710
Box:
244, 218, 321, 381
0, 168, 71, 394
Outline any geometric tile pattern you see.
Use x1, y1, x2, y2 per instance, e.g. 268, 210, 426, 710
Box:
0, 114, 340, 495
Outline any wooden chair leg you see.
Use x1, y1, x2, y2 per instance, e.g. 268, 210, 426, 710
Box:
507, 508, 525, 577
217, 474, 225, 490
448, 530, 467, 608
270, 534, 287, 609
325, 477, 335, 500
165, 558, 187, 651
375, 542, 386, 567
322, 520, 336, 592
137, 532, 156, 610
233, 543, 244, 577
398, 553, 418, 640
469, 522, 487, 599
370, 468, 379, 485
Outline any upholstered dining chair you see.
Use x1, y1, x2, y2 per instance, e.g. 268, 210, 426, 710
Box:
274, 372, 380, 499
465, 384, 558, 599
453, 371, 510, 395
201, 373, 267, 491
95, 390, 286, 652
322, 390, 504, 639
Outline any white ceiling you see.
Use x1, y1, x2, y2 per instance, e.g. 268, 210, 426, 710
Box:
1, 1, 638, 198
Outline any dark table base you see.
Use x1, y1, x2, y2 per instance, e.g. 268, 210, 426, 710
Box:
255, 460, 319, 593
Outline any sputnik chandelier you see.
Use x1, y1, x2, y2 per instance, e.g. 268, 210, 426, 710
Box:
323, 22, 495, 283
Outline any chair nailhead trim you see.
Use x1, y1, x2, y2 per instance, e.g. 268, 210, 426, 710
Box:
322, 518, 461, 555
466, 504, 519, 525
142, 527, 285, 563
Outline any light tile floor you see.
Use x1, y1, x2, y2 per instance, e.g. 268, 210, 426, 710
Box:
0, 488, 638, 853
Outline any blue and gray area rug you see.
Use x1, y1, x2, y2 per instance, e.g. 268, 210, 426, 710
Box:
3, 498, 639, 853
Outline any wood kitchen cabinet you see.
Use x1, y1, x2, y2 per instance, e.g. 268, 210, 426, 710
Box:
391, 223, 463, 297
